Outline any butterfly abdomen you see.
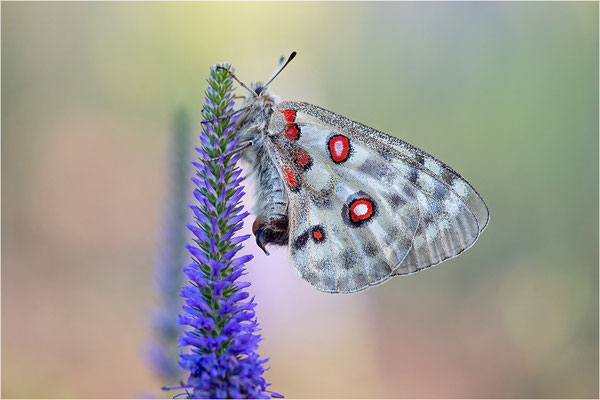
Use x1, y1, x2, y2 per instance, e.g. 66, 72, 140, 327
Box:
248, 141, 290, 254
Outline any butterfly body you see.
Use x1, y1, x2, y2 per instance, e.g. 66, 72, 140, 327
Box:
234, 81, 489, 294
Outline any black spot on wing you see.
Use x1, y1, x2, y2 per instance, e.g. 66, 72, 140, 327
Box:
434, 181, 450, 200
402, 184, 415, 200
320, 177, 335, 197
308, 191, 325, 207
388, 193, 405, 207
292, 230, 309, 252
341, 249, 358, 270
321, 196, 334, 210
303, 270, 319, 286
415, 153, 425, 165
408, 168, 419, 185
383, 225, 402, 245
358, 159, 394, 184
314, 258, 327, 271
363, 241, 379, 257
422, 212, 434, 226
378, 150, 393, 162
352, 270, 369, 289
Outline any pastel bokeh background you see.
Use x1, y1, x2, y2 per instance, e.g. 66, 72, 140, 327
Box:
2, 2, 598, 398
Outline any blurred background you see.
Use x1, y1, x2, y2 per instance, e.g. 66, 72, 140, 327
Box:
2, 2, 598, 398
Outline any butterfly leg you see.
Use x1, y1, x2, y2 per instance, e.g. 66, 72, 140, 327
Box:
202, 140, 254, 163
200, 104, 254, 125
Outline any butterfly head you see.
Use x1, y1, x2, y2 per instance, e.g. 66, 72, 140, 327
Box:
247, 81, 280, 103
238, 51, 296, 105
253, 83, 266, 96
233, 82, 281, 144
230, 52, 295, 142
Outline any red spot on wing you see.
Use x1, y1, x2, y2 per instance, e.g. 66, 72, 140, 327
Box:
282, 165, 298, 188
328, 135, 350, 163
280, 109, 296, 123
293, 147, 310, 167
284, 124, 300, 140
349, 199, 374, 223
310, 225, 325, 242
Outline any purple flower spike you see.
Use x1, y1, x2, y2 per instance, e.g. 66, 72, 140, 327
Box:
171, 64, 281, 399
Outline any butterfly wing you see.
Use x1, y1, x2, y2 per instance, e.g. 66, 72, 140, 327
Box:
267, 101, 488, 293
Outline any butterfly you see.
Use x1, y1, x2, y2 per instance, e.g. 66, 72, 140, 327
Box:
222, 52, 489, 294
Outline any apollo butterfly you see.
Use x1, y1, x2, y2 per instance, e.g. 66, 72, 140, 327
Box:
220, 52, 489, 293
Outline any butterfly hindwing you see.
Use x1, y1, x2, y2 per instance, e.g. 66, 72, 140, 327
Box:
279, 157, 421, 293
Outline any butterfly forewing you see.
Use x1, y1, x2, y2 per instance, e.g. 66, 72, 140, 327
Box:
267, 101, 488, 292
284, 101, 489, 232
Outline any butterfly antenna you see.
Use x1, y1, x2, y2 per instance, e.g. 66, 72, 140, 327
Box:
262, 51, 297, 89
216, 66, 258, 97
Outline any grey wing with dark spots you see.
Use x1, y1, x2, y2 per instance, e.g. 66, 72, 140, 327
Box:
267, 101, 488, 293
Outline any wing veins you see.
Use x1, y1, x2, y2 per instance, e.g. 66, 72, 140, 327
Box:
294, 118, 485, 233
294, 118, 481, 235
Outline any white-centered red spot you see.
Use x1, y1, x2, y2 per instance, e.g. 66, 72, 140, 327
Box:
350, 199, 374, 222
328, 135, 350, 163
